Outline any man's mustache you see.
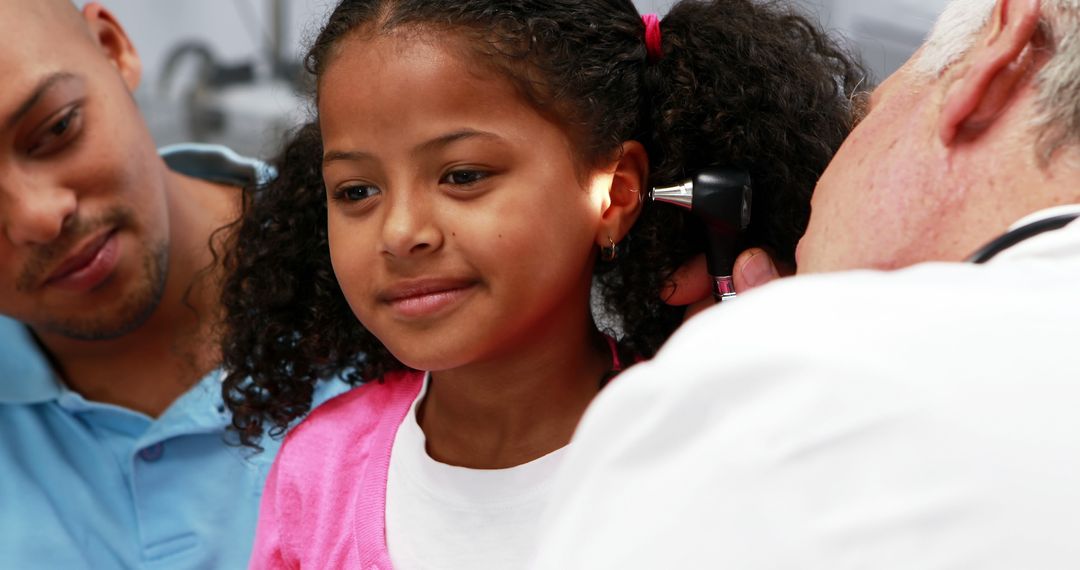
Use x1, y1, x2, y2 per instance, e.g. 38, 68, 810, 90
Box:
15, 207, 136, 293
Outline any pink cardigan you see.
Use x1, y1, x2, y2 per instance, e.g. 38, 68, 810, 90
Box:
249, 369, 425, 569
250, 344, 625, 569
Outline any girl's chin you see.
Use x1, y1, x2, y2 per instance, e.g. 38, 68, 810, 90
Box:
383, 346, 474, 374
372, 324, 490, 373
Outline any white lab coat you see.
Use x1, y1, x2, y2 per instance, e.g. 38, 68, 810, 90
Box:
532, 206, 1080, 569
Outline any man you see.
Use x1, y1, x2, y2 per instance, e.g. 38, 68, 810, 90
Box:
532, 0, 1080, 567
0, 2, 344, 567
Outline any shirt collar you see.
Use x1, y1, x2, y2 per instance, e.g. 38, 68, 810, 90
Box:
0, 317, 63, 404
985, 204, 1080, 264
0, 315, 232, 435
1008, 204, 1080, 231
141, 369, 232, 443
159, 143, 276, 187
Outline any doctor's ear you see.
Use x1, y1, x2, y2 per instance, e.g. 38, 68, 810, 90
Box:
596, 141, 648, 247
938, 0, 1042, 146
82, 3, 142, 92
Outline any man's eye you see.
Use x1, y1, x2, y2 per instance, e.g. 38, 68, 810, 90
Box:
441, 170, 489, 186
50, 112, 74, 136
28, 106, 82, 156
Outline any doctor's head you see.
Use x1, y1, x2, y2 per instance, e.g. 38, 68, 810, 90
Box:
799, 0, 1080, 273
0, 0, 173, 340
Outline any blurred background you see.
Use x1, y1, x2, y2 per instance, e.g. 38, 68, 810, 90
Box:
81, 0, 950, 159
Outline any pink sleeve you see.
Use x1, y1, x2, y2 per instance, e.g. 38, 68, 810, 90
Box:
249, 447, 297, 569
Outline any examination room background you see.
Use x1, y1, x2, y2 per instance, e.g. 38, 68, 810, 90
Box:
79, 0, 950, 159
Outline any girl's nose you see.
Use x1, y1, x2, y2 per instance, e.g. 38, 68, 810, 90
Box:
379, 190, 444, 259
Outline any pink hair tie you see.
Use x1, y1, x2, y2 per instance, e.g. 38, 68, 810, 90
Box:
642, 14, 663, 63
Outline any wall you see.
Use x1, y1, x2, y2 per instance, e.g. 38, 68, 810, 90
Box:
83, 0, 954, 156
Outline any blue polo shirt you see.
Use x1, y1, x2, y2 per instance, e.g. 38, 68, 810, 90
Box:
0, 145, 349, 569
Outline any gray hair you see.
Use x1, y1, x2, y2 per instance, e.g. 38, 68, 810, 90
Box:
915, 0, 1080, 160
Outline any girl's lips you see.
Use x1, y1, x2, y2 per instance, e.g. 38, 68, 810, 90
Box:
44, 230, 120, 292
379, 279, 478, 319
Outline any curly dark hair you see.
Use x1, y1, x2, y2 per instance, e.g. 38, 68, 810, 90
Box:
222, 0, 866, 447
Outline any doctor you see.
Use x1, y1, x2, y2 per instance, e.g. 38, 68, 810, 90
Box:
533, 0, 1080, 567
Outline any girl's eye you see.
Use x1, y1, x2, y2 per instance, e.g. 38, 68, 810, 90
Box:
441, 170, 489, 186
334, 184, 381, 203
28, 106, 82, 157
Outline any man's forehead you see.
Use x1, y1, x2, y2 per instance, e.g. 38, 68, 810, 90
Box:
9, 0, 82, 16
0, 0, 96, 80
0, 0, 98, 130
0, 0, 89, 40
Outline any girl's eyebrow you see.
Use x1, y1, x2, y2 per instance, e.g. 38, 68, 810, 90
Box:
412, 129, 502, 156
323, 129, 504, 165
323, 148, 373, 165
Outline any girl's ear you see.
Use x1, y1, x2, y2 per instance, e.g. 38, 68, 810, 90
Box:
82, 3, 142, 92
596, 141, 648, 248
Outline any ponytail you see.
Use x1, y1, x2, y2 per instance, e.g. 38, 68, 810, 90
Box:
596, 0, 865, 359
644, 0, 862, 263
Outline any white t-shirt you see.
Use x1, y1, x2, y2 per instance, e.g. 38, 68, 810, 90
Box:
386, 374, 569, 570
532, 207, 1080, 569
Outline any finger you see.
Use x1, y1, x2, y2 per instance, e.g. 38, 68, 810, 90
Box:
732, 248, 780, 293
660, 254, 712, 306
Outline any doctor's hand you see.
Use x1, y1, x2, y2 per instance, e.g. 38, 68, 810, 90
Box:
661, 248, 781, 321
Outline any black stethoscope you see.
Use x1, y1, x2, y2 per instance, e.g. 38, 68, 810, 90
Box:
966, 213, 1080, 264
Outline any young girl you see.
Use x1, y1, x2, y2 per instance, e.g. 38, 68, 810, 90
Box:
222, 0, 863, 567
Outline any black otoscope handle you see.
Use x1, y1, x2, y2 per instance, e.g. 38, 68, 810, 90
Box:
692, 169, 752, 301
649, 168, 752, 302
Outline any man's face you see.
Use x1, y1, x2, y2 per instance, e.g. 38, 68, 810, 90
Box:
797, 55, 960, 273
0, 1, 171, 340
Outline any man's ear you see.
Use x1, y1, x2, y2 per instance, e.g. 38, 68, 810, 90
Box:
938, 0, 1042, 146
596, 141, 648, 248
82, 3, 142, 92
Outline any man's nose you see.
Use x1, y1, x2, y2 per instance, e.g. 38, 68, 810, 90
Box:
1, 178, 78, 246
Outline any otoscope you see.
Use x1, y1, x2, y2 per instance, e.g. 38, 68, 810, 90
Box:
650, 169, 752, 302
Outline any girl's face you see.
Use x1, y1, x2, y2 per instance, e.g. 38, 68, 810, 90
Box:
320, 31, 615, 371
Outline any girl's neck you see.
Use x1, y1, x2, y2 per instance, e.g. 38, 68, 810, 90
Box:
419, 318, 612, 470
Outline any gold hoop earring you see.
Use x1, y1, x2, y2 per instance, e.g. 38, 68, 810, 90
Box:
601, 236, 617, 262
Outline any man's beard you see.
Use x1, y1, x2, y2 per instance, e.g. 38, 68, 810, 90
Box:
17, 206, 171, 341
38, 240, 170, 341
